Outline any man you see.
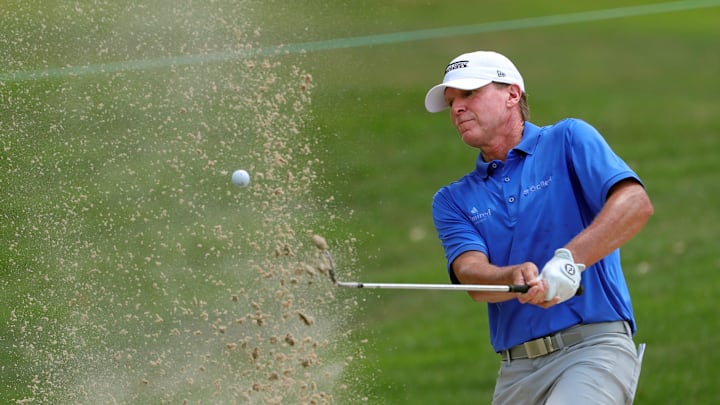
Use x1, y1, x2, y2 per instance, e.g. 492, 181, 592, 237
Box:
425, 51, 654, 404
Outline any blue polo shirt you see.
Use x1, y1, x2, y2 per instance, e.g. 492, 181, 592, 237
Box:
432, 118, 641, 352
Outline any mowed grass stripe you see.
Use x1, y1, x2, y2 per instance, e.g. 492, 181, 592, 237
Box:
2, 0, 720, 82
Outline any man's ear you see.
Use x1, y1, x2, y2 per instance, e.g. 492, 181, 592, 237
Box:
506, 83, 523, 106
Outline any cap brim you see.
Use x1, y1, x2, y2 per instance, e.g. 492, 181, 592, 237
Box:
424, 78, 493, 112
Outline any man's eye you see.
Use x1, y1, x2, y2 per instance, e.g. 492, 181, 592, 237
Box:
446, 90, 475, 107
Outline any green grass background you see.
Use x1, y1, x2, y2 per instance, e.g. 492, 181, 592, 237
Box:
2, 0, 720, 403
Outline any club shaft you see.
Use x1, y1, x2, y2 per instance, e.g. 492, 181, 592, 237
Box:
334, 281, 529, 293
322, 249, 580, 295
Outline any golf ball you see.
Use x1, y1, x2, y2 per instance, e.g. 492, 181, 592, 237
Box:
231, 169, 250, 187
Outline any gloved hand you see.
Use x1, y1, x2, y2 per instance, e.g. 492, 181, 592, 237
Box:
537, 248, 585, 303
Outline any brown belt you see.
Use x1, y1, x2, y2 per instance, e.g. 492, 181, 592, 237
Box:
500, 321, 630, 361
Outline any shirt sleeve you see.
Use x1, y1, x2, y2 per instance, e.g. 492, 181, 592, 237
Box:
564, 119, 643, 212
431, 188, 488, 284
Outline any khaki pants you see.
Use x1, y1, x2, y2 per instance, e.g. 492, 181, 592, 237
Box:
493, 327, 645, 405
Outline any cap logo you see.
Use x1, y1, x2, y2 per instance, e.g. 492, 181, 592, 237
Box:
445, 60, 469, 74
497, 70, 506, 78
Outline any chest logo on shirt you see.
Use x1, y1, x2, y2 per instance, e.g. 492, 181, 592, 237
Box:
522, 175, 553, 197
469, 207, 492, 224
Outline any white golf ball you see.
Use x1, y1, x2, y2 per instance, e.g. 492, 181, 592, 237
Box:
231, 169, 250, 187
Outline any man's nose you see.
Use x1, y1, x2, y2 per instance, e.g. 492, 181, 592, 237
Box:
452, 102, 466, 114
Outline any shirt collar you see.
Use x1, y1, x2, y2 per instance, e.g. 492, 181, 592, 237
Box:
475, 121, 541, 177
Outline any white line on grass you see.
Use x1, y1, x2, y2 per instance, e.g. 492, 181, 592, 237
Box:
1, 0, 719, 82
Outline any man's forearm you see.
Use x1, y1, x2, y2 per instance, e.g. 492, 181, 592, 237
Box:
566, 180, 654, 267
453, 251, 539, 303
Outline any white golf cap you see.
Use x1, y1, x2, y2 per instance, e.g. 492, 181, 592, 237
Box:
424, 51, 525, 113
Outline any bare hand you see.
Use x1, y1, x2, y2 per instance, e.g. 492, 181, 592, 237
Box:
512, 262, 560, 308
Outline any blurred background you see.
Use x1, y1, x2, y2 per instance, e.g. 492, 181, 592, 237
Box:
2, 1, 719, 403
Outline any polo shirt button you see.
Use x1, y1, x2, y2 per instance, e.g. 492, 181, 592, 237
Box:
504, 177, 510, 182
508, 196, 515, 203
491, 162, 498, 169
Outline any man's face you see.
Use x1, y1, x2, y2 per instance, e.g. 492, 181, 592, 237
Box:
444, 84, 514, 149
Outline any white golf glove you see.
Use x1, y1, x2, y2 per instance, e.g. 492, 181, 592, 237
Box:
537, 248, 585, 303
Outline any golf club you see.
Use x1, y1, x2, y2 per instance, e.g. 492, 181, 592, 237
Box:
312, 235, 583, 295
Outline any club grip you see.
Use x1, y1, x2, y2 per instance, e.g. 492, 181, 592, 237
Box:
508, 284, 530, 293
510, 285, 584, 296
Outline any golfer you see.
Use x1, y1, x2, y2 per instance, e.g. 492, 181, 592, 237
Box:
425, 51, 654, 404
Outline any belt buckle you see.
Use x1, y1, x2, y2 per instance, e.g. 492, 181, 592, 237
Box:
524, 336, 555, 359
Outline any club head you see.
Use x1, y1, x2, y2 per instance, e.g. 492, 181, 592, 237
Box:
323, 250, 338, 285
311, 234, 338, 285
